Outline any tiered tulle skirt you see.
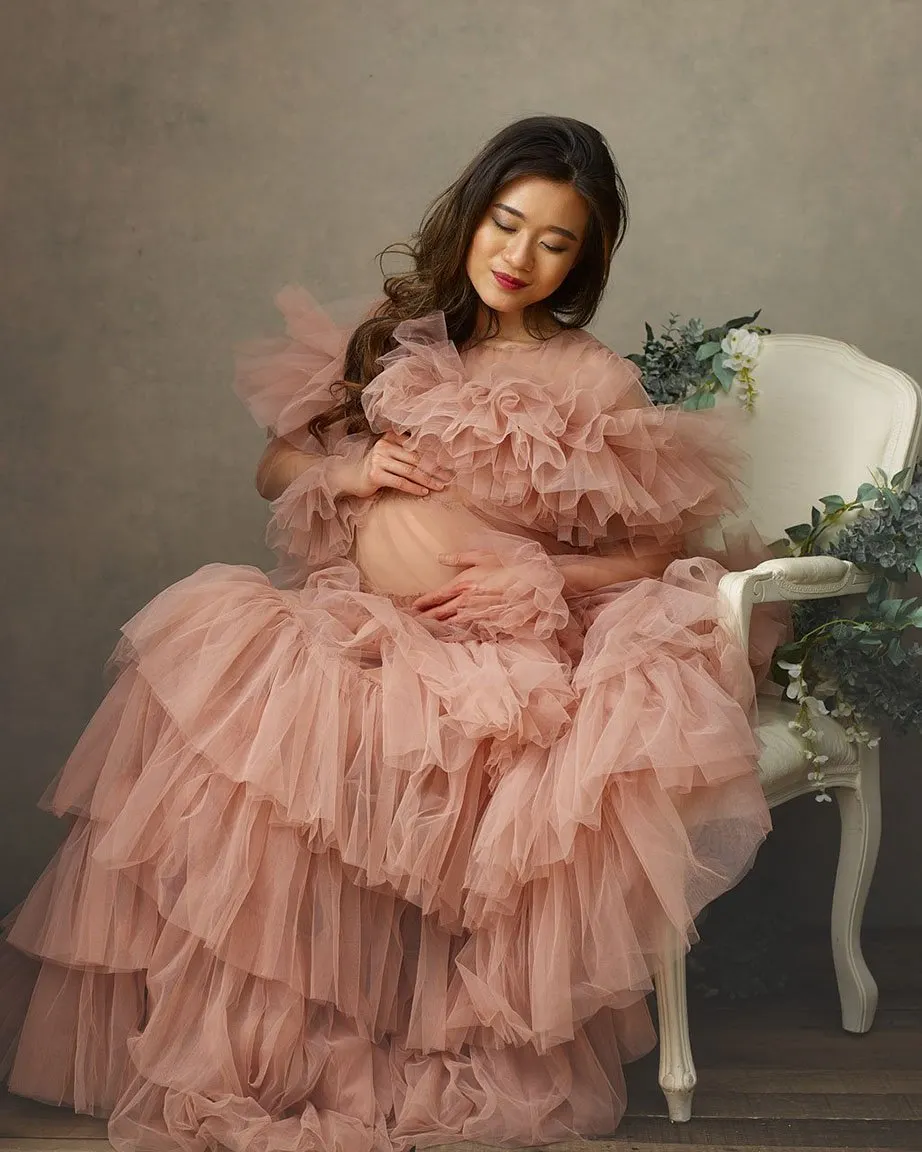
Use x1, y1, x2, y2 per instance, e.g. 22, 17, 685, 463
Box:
1, 554, 784, 1150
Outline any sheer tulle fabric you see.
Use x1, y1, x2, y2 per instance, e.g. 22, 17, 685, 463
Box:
1, 285, 791, 1151
363, 310, 754, 549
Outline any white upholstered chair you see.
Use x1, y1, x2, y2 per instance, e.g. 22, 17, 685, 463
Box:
652, 334, 922, 1122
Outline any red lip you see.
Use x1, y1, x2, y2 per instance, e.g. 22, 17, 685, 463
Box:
493, 270, 528, 290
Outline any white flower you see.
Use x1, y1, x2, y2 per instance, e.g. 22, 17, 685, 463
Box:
721, 328, 762, 370
868, 738, 880, 749
785, 681, 804, 700
804, 696, 829, 715
813, 754, 829, 765
777, 660, 803, 676
815, 791, 833, 803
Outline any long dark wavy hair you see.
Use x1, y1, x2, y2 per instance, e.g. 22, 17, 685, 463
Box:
307, 114, 629, 446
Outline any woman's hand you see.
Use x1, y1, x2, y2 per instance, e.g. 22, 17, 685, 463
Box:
410, 549, 532, 621
552, 539, 684, 594
341, 430, 453, 499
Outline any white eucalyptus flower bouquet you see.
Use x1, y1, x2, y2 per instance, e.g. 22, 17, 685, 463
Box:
626, 311, 767, 411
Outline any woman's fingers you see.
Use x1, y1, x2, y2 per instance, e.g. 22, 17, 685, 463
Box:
411, 582, 465, 611
377, 462, 450, 494
379, 433, 453, 484
438, 550, 492, 568
377, 459, 443, 496
419, 600, 463, 620
389, 454, 453, 486
416, 591, 500, 620
376, 464, 431, 496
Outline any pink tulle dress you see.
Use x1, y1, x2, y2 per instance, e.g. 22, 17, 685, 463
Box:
0, 287, 790, 1151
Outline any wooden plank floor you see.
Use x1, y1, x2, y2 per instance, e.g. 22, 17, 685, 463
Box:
2, 929, 919, 1150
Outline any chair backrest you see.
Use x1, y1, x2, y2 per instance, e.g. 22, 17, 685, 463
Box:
722, 334, 922, 547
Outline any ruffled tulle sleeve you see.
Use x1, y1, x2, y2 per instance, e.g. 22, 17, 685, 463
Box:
233, 286, 376, 567
360, 311, 753, 550
234, 284, 355, 450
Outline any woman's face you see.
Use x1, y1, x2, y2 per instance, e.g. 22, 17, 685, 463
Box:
465, 174, 590, 324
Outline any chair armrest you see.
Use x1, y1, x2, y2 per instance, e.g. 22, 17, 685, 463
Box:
716, 556, 873, 651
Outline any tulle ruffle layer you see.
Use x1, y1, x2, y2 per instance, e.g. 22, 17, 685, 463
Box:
231, 285, 350, 452
266, 434, 378, 565
2, 553, 780, 1149
362, 310, 753, 549
232, 288, 383, 571
233, 286, 758, 572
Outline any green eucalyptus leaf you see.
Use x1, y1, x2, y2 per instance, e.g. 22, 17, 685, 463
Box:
820, 495, 846, 511
915, 548, 922, 576
882, 488, 902, 516
774, 642, 806, 662
696, 341, 721, 361
888, 638, 905, 664
856, 483, 880, 504
683, 391, 716, 410
867, 577, 890, 606
811, 506, 822, 528
712, 358, 736, 389
878, 599, 904, 623
723, 311, 762, 329
785, 523, 813, 544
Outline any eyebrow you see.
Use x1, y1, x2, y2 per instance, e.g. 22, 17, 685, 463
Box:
493, 202, 580, 242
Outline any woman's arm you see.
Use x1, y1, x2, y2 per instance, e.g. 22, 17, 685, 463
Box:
256, 436, 356, 502
551, 539, 684, 596
256, 432, 453, 502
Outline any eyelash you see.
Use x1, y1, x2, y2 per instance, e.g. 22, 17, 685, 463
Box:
492, 218, 568, 253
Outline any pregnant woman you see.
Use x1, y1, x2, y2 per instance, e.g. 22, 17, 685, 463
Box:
0, 114, 789, 1151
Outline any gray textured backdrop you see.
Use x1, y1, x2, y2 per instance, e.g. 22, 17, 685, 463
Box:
2, 0, 920, 925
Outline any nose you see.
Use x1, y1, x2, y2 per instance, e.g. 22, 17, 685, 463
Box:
504, 232, 534, 273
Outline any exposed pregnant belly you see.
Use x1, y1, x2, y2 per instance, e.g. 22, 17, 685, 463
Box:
351, 486, 576, 598
351, 488, 495, 596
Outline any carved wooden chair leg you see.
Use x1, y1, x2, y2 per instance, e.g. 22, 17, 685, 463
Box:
653, 942, 696, 1122
831, 745, 882, 1033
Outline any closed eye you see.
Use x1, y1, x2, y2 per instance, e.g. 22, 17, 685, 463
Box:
491, 217, 568, 254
